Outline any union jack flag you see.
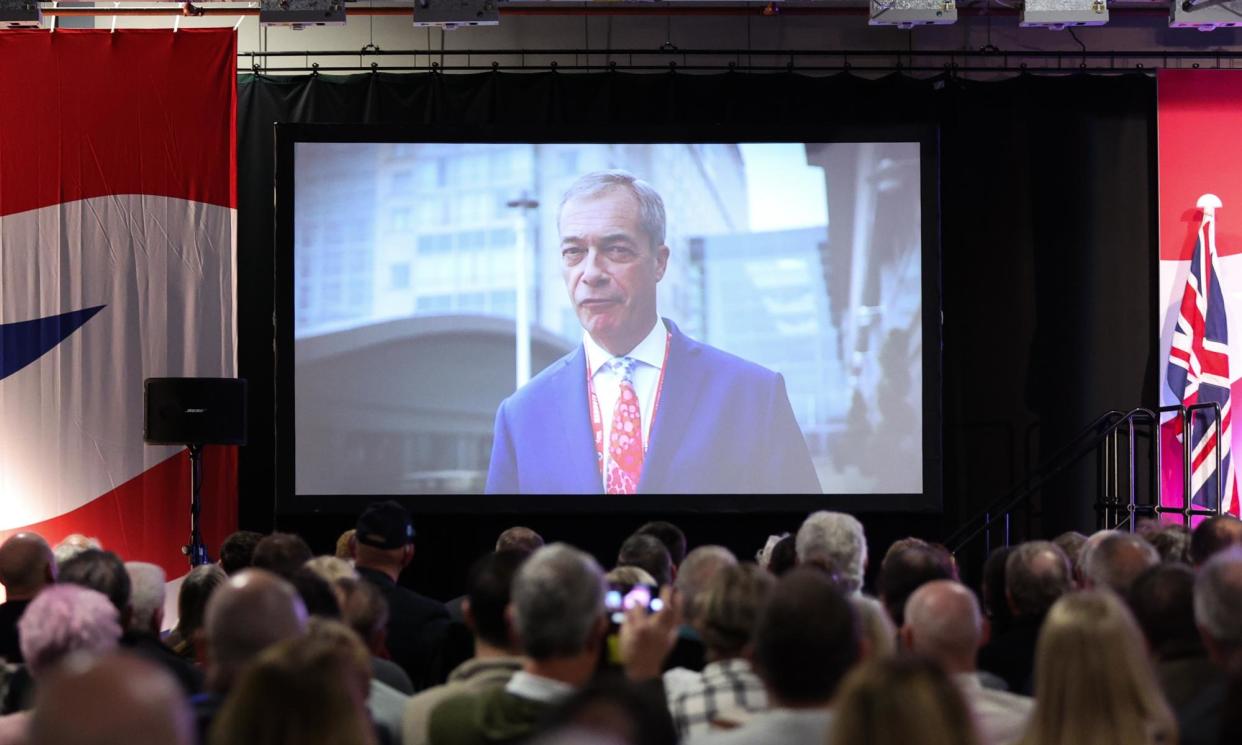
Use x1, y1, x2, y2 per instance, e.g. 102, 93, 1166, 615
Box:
1167, 203, 1240, 516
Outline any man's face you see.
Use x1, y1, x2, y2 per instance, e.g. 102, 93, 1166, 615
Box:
559, 187, 669, 354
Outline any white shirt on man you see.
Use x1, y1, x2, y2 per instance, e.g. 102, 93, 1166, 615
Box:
954, 672, 1034, 745
582, 319, 668, 484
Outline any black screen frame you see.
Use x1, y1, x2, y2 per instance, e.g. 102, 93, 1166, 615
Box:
273, 122, 943, 515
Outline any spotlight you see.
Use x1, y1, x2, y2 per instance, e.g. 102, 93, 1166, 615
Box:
1170, 0, 1242, 31
869, 0, 957, 29
0, 0, 42, 28
258, 0, 346, 28
1020, 0, 1108, 28
413, 0, 500, 29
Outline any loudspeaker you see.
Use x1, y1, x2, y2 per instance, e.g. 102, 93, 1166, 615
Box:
144, 378, 247, 446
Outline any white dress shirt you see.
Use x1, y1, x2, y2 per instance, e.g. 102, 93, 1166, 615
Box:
504, 671, 576, 705
583, 319, 669, 486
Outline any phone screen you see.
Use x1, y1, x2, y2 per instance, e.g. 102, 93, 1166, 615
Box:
605, 583, 664, 624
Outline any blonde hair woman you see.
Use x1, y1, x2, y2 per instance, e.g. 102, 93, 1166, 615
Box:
1019, 591, 1176, 745
830, 656, 980, 745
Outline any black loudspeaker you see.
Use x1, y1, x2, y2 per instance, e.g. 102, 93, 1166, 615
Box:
143, 378, 248, 446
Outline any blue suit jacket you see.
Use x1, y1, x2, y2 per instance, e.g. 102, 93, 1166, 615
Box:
485, 320, 821, 494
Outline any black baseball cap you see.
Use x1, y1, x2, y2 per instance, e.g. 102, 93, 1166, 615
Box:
355, 500, 416, 549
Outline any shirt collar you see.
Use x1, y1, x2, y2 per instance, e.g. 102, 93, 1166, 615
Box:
504, 670, 576, 704
583, 318, 668, 377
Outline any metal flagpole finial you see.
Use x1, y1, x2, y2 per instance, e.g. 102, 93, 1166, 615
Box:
1198, 193, 1223, 218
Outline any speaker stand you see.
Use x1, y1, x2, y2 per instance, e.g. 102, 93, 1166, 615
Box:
183, 443, 209, 568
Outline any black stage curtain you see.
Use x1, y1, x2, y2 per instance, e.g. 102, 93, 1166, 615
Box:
237, 72, 1155, 595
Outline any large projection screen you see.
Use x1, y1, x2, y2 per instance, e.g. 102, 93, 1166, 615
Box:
275, 127, 941, 513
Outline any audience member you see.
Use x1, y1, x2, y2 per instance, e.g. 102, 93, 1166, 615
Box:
667, 546, 736, 673
352, 500, 452, 692
403, 551, 528, 745
1020, 591, 1174, 745
664, 563, 772, 739
616, 534, 672, 588
1179, 547, 1242, 745
56, 550, 129, 615
542, 678, 679, 745
978, 541, 1071, 694
292, 566, 343, 618
337, 529, 358, 561
1082, 532, 1159, 595
337, 577, 415, 695
877, 538, 955, 627
121, 562, 203, 695
1074, 529, 1116, 587
1190, 516, 1242, 566
307, 617, 405, 745
830, 656, 981, 745
1051, 531, 1087, 574
634, 522, 688, 571
1149, 524, 1192, 564
851, 595, 897, 661
495, 527, 545, 555
306, 555, 360, 585
767, 536, 798, 577
688, 567, 861, 745
606, 566, 657, 588
902, 580, 1031, 745
755, 533, 787, 571
979, 546, 1014, 639
795, 511, 867, 594
208, 621, 377, 745
0, 533, 55, 664
1128, 562, 1220, 711
50, 534, 100, 570
196, 569, 309, 742
251, 532, 314, 581
218, 530, 264, 576
427, 544, 609, 745
165, 563, 227, 661
27, 652, 194, 745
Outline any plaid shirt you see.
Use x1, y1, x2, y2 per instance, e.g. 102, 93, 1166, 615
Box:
665, 658, 769, 739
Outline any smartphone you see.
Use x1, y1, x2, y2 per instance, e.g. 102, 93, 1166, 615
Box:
605, 582, 665, 625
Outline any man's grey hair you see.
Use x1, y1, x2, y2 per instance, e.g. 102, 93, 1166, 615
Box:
511, 543, 606, 660
1194, 547, 1242, 647
124, 562, 166, 633
1082, 532, 1159, 595
795, 511, 867, 594
1005, 541, 1073, 618
558, 169, 667, 250
676, 546, 738, 622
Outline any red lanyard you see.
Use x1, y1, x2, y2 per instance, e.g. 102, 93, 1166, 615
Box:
586, 330, 672, 476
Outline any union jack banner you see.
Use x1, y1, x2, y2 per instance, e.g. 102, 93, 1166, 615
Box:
1167, 204, 1240, 515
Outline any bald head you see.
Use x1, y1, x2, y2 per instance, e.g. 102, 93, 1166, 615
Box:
1191, 516, 1242, 566
1082, 533, 1159, 595
203, 569, 308, 692
901, 581, 982, 674
30, 652, 193, 745
676, 546, 737, 622
0, 532, 56, 599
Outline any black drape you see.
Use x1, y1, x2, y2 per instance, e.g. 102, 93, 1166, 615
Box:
237, 71, 1155, 595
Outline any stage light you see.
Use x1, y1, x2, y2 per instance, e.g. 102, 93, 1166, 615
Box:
0, 0, 42, 28
1020, 0, 1108, 28
1170, 0, 1242, 31
869, 0, 957, 29
413, 0, 500, 28
258, 0, 346, 28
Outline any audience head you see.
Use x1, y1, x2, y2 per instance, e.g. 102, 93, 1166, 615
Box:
251, 532, 314, 580
218, 530, 264, 576
0, 532, 56, 599
1082, 532, 1159, 595
1194, 546, 1242, 673
852, 595, 897, 660
511, 543, 606, 662
334, 529, 356, 561
1076, 529, 1117, 586
831, 656, 980, 745
695, 563, 774, 660
58, 549, 131, 617
795, 510, 867, 594
304, 555, 358, 585
1190, 516, 1242, 566
1027, 591, 1173, 745
980, 545, 1014, 631
123, 561, 166, 635
353, 500, 416, 577
606, 565, 657, 587
901, 580, 982, 674
19, 584, 122, 677
209, 621, 376, 745
767, 535, 798, 577
465, 550, 528, 652
30, 652, 194, 745
1148, 524, 1192, 564
616, 534, 672, 587
752, 567, 860, 707
673, 545, 736, 624
291, 566, 342, 618
203, 568, 309, 692
634, 521, 687, 568
1004, 541, 1072, 620
496, 526, 545, 555
1127, 563, 1201, 661
335, 577, 389, 653
52, 533, 101, 569
176, 563, 227, 640
877, 538, 955, 626
1052, 531, 1088, 571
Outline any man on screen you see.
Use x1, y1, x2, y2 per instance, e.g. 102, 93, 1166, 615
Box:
485, 170, 820, 495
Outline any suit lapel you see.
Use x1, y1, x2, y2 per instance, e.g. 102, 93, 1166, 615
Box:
639, 320, 705, 492
554, 345, 605, 494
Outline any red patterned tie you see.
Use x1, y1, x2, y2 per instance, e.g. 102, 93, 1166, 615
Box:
606, 357, 643, 494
